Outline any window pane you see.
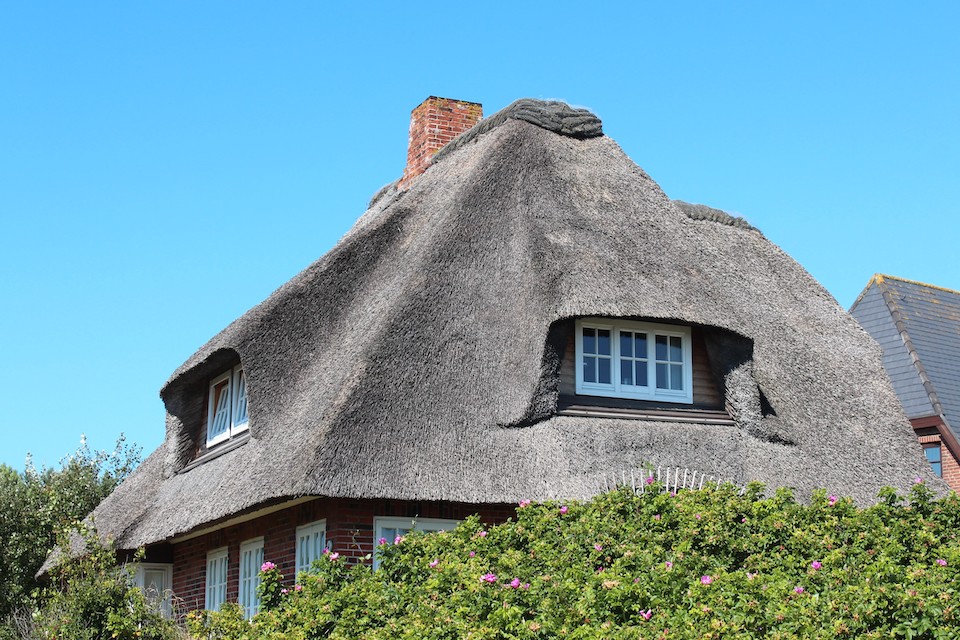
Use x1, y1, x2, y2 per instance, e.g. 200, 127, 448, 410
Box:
670, 364, 683, 390
233, 370, 248, 427
655, 335, 668, 361
932, 462, 943, 476
209, 380, 231, 440
583, 356, 596, 383
670, 336, 682, 362
598, 357, 611, 384
597, 330, 611, 355
620, 359, 633, 385
620, 332, 633, 358
635, 333, 647, 358
583, 328, 596, 354
635, 361, 647, 387
924, 446, 941, 464
656, 363, 668, 389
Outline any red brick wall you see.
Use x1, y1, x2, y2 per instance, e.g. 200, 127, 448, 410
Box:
918, 433, 960, 492
399, 96, 482, 189
171, 497, 514, 614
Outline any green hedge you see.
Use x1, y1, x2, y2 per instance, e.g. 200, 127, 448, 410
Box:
192, 482, 957, 638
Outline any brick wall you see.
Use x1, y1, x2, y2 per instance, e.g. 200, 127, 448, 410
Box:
918, 432, 960, 492
399, 96, 482, 189
171, 497, 514, 614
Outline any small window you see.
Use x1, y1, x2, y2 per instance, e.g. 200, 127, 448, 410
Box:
205, 547, 229, 612
373, 516, 459, 569
238, 538, 264, 620
133, 563, 173, 618
295, 520, 327, 576
575, 319, 693, 403
924, 444, 943, 477
207, 365, 249, 447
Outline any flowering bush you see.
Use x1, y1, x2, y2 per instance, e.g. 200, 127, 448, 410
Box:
193, 482, 960, 638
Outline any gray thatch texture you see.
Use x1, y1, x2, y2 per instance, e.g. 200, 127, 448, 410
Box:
88, 99, 940, 552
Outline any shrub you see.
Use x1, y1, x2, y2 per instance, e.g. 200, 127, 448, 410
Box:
197, 482, 960, 639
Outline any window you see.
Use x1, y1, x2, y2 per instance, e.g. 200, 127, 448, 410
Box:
207, 365, 249, 447
295, 520, 327, 576
575, 319, 693, 404
924, 444, 943, 477
133, 563, 173, 618
205, 547, 229, 612
373, 517, 460, 569
238, 538, 264, 620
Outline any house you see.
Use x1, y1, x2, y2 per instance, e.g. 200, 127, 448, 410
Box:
850, 274, 960, 491
70, 97, 939, 618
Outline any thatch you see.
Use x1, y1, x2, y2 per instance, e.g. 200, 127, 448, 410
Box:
87, 99, 940, 552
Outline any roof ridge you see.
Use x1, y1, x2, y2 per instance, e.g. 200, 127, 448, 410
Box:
875, 273, 960, 297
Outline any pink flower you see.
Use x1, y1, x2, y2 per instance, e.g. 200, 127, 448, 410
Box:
937, 558, 948, 567
378, 537, 387, 545
522, 583, 530, 590
794, 586, 804, 594
323, 548, 330, 555
329, 552, 340, 561
640, 609, 652, 621
510, 578, 521, 589
281, 588, 289, 595
594, 544, 603, 552
481, 573, 497, 583
559, 506, 568, 515
741, 517, 746, 523
695, 514, 701, 520
664, 561, 673, 570
469, 551, 476, 558
429, 559, 439, 569
260, 561, 276, 572
746, 572, 758, 580
653, 514, 661, 521
478, 531, 488, 538
294, 584, 302, 591
645, 475, 654, 485
915, 476, 924, 484
700, 575, 713, 585
811, 561, 822, 570
828, 495, 838, 506
394, 535, 404, 545
518, 499, 531, 508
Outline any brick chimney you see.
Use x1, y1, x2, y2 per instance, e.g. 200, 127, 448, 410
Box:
399, 96, 483, 190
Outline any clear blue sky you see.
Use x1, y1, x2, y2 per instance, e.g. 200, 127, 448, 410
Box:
2, 2, 958, 470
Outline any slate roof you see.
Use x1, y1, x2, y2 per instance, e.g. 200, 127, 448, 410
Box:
78, 99, 939, 554
850, 274, 960, 440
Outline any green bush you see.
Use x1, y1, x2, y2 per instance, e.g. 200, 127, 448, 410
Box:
198, 482, 959, 638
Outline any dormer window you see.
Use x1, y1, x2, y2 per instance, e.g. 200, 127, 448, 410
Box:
207, 365, 249, 447
575, 318, 693, 404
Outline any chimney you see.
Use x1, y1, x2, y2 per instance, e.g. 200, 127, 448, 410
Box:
399, 96, 483, 190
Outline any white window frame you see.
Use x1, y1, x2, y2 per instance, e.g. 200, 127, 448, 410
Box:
238, 537, 264, 620
205, 546, 229, 612
133, 562, 173, 618
373, 516, 460, 569
206, 364, 249, 447
295, 519, 327, 576
575, 318, 693, 404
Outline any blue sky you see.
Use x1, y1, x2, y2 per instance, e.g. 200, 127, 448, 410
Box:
2, 2, 958, 469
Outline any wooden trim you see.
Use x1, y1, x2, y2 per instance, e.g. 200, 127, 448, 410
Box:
910, 415, 960, 463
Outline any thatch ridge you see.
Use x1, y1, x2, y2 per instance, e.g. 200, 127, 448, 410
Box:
87, 100, 939, 552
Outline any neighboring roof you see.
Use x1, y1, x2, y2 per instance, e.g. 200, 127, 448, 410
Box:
88, 99, 939, 552
851, 274, 960, 440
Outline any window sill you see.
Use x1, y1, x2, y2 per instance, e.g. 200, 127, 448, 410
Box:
180, 432, 251, 474
557, 394, 733, 426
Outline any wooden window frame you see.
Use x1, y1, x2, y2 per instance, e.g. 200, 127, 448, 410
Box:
238, 537, 264, 620
205, 546, 229, 612
295, 520, 327, 576
206, 365, 249, 447
575, 318, 693, 404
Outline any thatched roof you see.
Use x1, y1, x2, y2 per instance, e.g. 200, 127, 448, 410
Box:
89, 99, 939, 551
